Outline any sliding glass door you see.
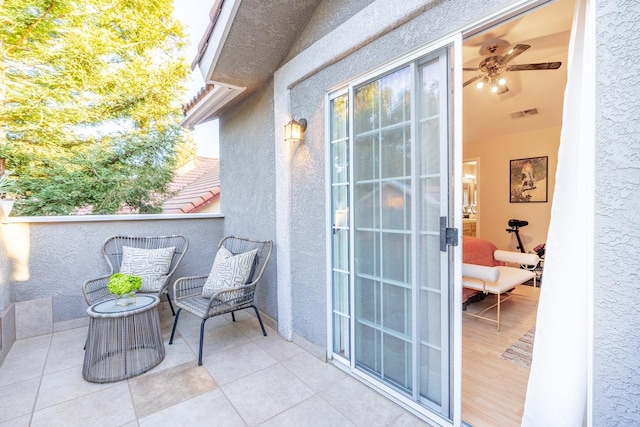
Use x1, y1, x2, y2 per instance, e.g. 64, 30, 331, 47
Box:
329, 44, 456, 421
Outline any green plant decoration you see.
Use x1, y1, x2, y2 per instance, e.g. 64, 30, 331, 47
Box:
107, 273, 142, 295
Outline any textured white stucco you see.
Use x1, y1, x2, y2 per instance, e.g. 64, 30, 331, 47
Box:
593, 1, 640, 425
219, 80, 279, 321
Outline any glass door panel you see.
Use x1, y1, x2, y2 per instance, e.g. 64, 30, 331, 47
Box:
329, 44, 454, 422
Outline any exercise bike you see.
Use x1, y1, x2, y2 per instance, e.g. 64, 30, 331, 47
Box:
506, 219, 545, 280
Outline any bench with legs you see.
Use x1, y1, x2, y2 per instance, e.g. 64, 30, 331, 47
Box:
462, 250, 540, 331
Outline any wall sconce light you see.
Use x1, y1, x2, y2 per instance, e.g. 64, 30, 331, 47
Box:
284, 116, 307, 143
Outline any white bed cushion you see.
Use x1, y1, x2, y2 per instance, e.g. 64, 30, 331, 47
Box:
462, 263, 535, 294
202, 247, 258, 298
494, 250, 539, 266
120, 246, 175, 292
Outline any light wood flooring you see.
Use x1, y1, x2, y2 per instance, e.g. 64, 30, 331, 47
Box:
462, 284, 539, 427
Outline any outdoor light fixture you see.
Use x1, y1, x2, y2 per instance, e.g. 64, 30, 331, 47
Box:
284, 116, 307, 143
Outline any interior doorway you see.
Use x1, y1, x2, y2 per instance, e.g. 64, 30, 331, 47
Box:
460, 0, 574, 425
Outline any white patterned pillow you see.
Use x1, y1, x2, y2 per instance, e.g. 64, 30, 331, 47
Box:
120, 246, 175, 292
202, 247, 258, 298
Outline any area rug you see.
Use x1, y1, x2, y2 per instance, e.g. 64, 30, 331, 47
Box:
500, 327, 535, 368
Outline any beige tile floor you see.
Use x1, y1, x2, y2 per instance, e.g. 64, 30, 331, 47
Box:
0, 306, 431, 427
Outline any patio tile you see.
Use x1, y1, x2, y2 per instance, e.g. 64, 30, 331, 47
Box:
175, 309, 231, 336
0, 378, 39, 423
181, 323, 251, 360
0, 414, 31, 426
128, 362, 217, 419
152, 336, 197, 374
252, 333, 305, 362
281, 352, 348, 393
230, 310, 275, 339
319, 377, 406, 427
391, 412, 435, 426
259, 394, 356, 427
138, 388, 245, 427
221, 363, 314, 426
202, 340, 277, 386
35, 366, 115, 410
43, 327, 87, 375
30, 382, 135, 427
0, 324, 423, 426
3, 334, 50, 357
0, 349, 47, 386
15, 298, 52, 340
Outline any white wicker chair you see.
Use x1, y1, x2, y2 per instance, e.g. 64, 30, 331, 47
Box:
169, 236, 273, 365
82, 235, 189, 315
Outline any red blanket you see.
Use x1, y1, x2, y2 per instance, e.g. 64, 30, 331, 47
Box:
462, 236, 504, 303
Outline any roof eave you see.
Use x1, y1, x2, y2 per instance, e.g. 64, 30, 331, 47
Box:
194, 0, 242, 83
180, 82, 245, 129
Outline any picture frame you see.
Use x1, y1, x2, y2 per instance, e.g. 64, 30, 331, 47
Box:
510, 156, 548, 203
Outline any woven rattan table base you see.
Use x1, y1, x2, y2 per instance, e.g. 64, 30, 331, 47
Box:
83, 295, 165, 383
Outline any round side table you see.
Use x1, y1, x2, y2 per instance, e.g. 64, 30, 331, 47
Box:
83, 295, 165, 383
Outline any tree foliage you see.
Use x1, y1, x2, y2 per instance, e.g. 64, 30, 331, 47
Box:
1, 0, 191, 215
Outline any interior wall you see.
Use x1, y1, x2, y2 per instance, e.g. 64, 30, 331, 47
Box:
464, 125, 560, 251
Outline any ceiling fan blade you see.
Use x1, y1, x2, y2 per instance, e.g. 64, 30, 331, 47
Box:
497, 44, 531, 65
463, 75, 484, 87
463, 67, 481, 71
498, 85, 509, 95
507, 62, 562, 71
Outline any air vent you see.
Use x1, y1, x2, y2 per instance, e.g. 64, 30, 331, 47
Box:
510, 107, 540, 119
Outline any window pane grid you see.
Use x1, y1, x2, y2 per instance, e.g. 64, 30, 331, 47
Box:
330, 47, 452, 418
330, 93, 351, 359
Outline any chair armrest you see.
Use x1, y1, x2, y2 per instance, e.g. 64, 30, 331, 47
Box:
173, 276, 208, 300
462, 263, 500, 282
82, 275, 111, 305
203, 282, 257, 311
494, 250, 539, 266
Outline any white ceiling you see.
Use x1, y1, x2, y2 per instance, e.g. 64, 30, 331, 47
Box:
463, 0, 574, 143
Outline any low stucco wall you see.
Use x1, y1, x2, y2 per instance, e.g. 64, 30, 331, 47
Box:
1, 215, 226, 324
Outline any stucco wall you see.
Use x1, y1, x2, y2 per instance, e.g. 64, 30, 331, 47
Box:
1, 216, 224, 323
219, 80, 278, 321
594, 1, 640, 425
284, 0, 376, 63
284, 0, 516, 346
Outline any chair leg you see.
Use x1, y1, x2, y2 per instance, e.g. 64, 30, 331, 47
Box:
198, 319, 208, 366
252, 305, 267, 336
169, 308, 182, 345
166, 294, 176, 316
231, 311, 236, 322
497, 293, 501, 332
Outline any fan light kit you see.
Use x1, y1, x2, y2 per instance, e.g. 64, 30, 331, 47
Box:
464, 43, 562, 95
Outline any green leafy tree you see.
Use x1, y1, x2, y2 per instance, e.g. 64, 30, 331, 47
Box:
0, 0, 191, 215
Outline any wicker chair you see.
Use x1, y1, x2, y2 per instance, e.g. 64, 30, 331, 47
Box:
169, 236, 273, 365
82, 235, 189, 315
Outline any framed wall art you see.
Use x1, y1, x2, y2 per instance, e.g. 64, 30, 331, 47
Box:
510, 156, 548, 203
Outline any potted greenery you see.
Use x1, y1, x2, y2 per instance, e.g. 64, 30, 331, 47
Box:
0, 171, 21, 217
107, 273, 142, 306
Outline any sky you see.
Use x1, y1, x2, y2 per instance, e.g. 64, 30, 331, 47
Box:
173, 0, 220, 159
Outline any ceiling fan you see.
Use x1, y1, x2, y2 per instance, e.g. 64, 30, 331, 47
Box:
463, 43, 561, 94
